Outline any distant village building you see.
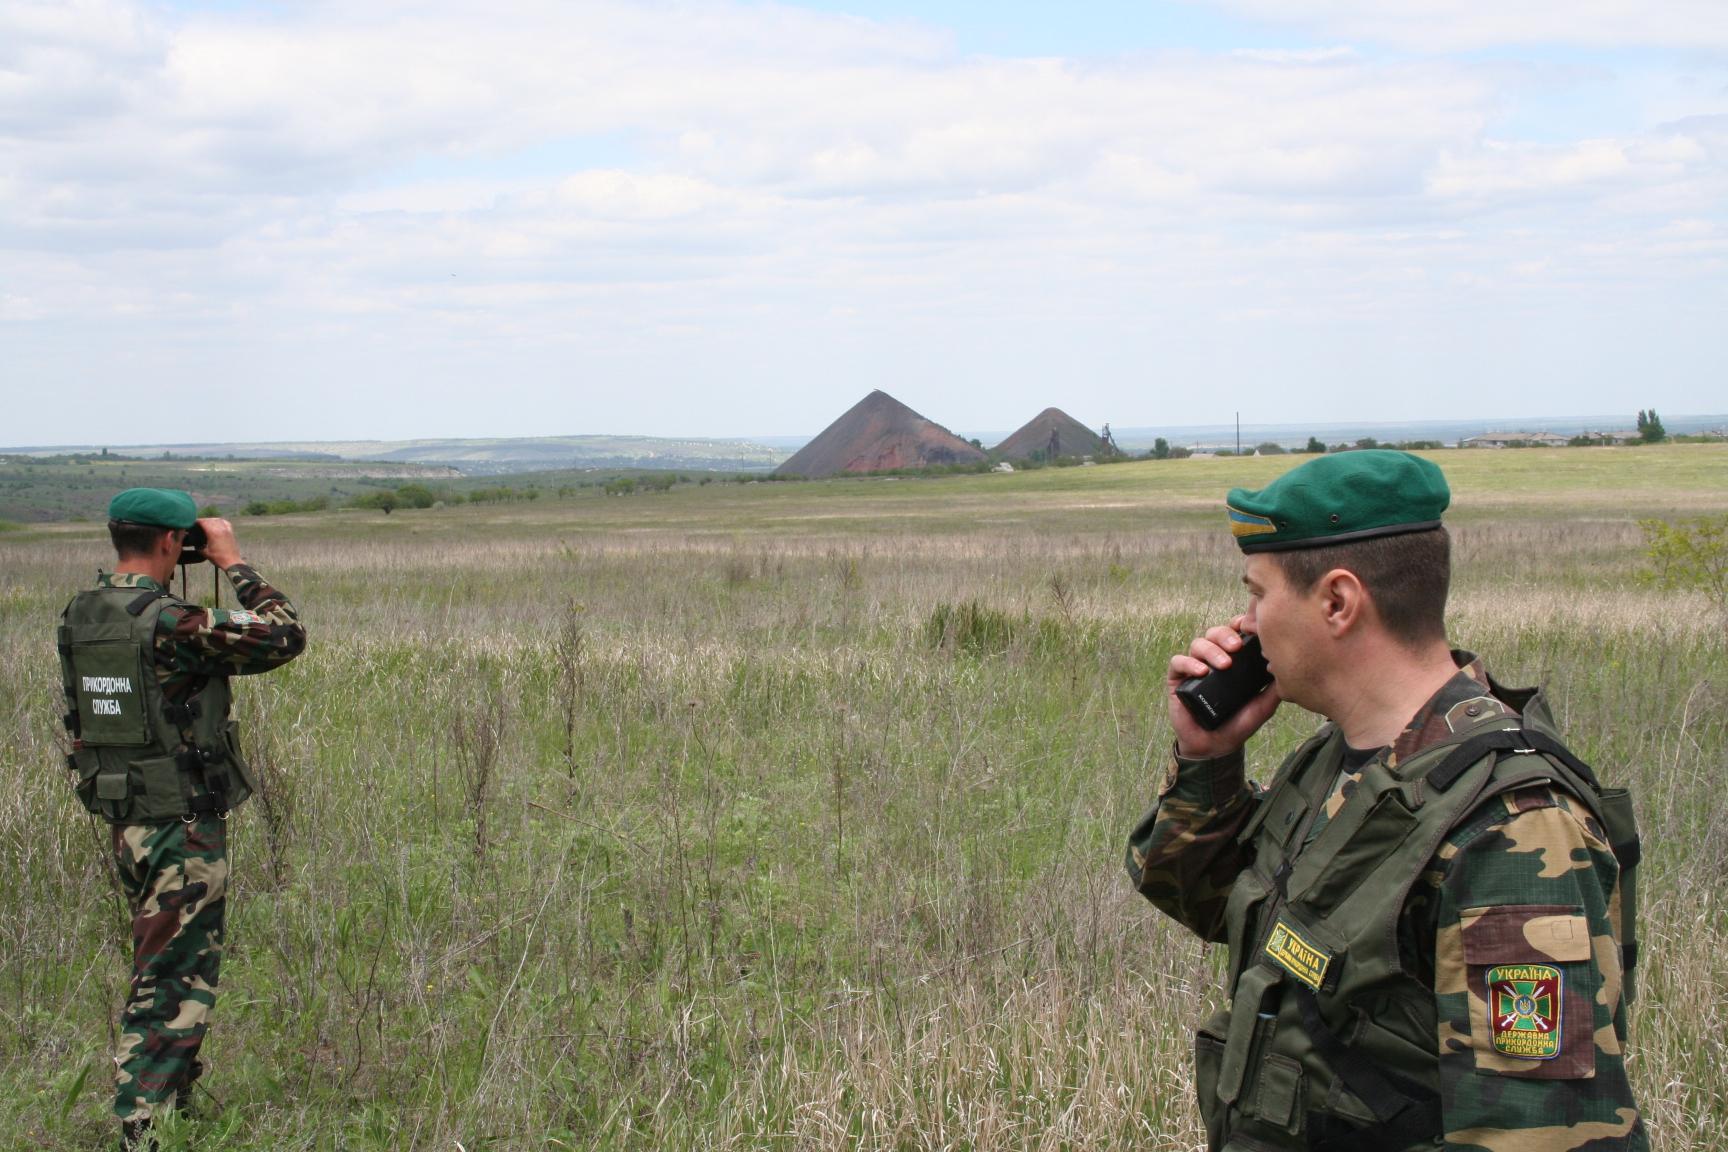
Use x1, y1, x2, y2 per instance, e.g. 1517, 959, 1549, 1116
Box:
1460, 431, 1570, 449
1573, 430, 1642, 446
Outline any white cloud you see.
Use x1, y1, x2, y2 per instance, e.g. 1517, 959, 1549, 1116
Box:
1204, 0, 1728, 52
0, 0, 1724, 439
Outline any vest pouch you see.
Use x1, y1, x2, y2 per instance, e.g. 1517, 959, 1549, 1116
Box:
1223, 869, 1274, 986
1288, 788, 1418, 912
70, 747, 132, 819
96, 764, 130, 802
1195, 1012, 1229, 1152
1597, 787, 1640, 1004
1241, 766, 1313, 854
1218, 963, 1283, 1106
1347, 993, 1438, 1077
130, 754, 190, 824
1253, 1054, 1303, 1135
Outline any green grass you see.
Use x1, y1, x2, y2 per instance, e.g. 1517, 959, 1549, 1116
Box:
0, 445, 1724, 1149
0, 455, 460, 524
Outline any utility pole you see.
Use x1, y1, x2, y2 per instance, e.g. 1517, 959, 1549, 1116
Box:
1235, 412, 1241, 457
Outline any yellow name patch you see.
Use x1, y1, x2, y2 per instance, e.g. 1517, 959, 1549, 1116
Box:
1264, 922, 1331, 990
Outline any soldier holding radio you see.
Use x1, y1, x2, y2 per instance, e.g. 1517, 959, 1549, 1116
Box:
1127, 452, 1645, 1152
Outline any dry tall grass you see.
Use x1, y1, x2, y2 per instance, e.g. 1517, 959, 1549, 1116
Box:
0, 459, 1723, 1150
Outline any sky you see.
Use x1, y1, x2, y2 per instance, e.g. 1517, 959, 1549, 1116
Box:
1, 0, 1725, 445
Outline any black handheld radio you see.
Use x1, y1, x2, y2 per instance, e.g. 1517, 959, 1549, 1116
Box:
1174, 634, 1273, 730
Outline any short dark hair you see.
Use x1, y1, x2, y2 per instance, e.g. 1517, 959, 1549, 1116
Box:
1268, 526, 1450, 647
108, 519, 173, 560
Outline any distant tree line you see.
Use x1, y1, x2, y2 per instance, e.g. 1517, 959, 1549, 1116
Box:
1145, 434, 1441, 458
1137, 414, 1703, 458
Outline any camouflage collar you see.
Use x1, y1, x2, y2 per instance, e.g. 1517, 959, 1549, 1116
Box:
98, 571, 167, 591
1383, 650, 1520, 770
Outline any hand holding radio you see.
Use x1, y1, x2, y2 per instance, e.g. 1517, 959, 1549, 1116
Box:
1166, 622, 1280, 759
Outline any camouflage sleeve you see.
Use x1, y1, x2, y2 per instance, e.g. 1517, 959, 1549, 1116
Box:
1123, 746, 1259, 944
154, 563, 307, 678
1432, 785, 1647, 1151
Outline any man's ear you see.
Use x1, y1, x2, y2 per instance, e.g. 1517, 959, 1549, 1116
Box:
1317, 567, 1368, 637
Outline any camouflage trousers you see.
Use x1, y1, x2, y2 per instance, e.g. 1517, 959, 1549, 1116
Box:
111, 817, 229, 1124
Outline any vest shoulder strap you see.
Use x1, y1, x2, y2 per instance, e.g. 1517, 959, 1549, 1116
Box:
126, 587, 170, 617
1424, 726, 1600, 793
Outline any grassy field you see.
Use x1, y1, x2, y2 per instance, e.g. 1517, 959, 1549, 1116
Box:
0, 446, 1724, 1150
0, 455, 768, 525
0, 456, 462, 525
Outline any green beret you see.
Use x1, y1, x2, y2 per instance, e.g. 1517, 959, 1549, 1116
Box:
107, 488, 197, 530
1227, 450, 1449, 553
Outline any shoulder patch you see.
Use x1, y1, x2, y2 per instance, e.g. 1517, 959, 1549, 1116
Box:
1487, 964, 1563, 1058
223, 610, 263, 626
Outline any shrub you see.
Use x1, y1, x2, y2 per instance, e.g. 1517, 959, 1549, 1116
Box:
350, 490, 399, 514
395, 484, 438, 509
245, 496, 331, 517
1640, 514, 1728, 618
468, 486, 531, 503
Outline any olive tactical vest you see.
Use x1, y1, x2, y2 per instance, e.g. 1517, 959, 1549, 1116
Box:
58, 583, 255, 823
1196, 687, 1641, 1152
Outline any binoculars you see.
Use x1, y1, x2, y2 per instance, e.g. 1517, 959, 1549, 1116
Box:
180, 523, 209, 566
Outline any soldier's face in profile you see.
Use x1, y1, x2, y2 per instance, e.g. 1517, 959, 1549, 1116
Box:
1241, 553, 1329, 712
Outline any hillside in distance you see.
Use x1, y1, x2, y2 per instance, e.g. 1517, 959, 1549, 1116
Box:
774, 391, 986, 478
994, 408, 1106, 461
2, 435, 788, 476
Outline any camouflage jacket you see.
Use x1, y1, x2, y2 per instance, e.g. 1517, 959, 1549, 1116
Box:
99, 567, 306, 697
1126, 655, 1646, 1151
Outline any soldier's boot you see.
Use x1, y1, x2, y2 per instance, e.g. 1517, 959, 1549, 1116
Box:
119, 1117, 154, 1151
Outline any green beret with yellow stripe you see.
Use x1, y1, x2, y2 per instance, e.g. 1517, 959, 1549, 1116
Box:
1227, 450, 1449, 553
107, 488, 197, 530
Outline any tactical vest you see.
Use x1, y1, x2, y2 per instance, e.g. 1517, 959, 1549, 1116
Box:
1196, 689, 1641, 1152
58, 584, 255, 823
